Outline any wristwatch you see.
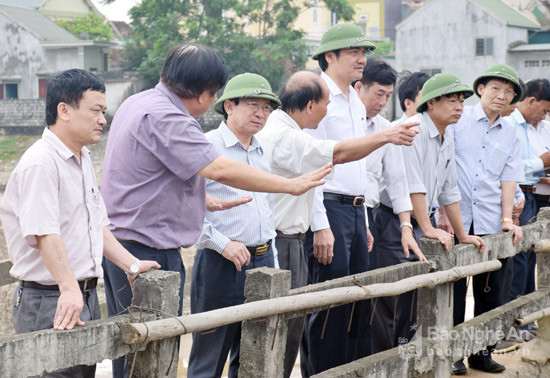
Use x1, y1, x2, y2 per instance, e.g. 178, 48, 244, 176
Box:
127, 258, 141, 276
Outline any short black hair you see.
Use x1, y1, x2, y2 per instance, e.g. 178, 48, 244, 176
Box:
318, 49, 341, 71
418, 92, 467, 113
221, 98, 240, 120
161, 44, 228, 98
45, 69, 105, 126
397, 71, 430, 112
524, 78, 550, 102
279, 77, 325, 113
518, 78, 527, 102
359, 57, 397, 88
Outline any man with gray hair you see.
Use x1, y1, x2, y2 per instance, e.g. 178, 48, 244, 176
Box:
257, 70, 419, 377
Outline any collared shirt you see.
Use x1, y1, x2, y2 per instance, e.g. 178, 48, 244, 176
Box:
364, 115, 412, 214
0, 128, 107, 284
304, 72, 369, 231
451, 103, 524, 234
101, 82, 220, 250
402, 112, 461, 213
196, 122, 276, 253
391, 112, 408, 126
506, 108, 545, 186
530, 120, 550, 194
256, 109, 336, 234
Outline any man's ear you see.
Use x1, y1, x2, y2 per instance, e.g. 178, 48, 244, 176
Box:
223, 100, 234, 116
354, 81, 363, 94
404, 98, 414, 110
57, 102, 70, 122
197, 90, 211, 105
306, 100, 315, 114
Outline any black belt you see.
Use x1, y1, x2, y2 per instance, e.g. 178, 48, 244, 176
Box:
276, 230, 306, 241
534, 193, 550, 202
520, 185, 536, 194
246, 240, 272, 256
324, 192, 365, 207
22, 277, 98, 292
378, 203, 394, 214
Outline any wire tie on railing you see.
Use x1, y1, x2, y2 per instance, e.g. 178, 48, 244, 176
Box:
299, 310, 307, 344
393, 296, 398, 331
370, 298, 378, 325
271, 314, 281, 350
320, 306, 331, 340
348, 302, 356, 333
484, 272, 492, 293
352, 276, 370, 296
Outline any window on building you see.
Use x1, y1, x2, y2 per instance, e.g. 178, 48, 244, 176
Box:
3, 83, 18, 99
476, 38, 494, 56
330, 11, 338, 26
420, 68, 442, 76
38, 79, 48, 99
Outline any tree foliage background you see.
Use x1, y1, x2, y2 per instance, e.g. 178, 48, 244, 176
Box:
56, 12, 113, 41
107, 0, 355, 90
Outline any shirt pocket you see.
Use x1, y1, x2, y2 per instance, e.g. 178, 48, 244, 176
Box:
486, 147, 509, 179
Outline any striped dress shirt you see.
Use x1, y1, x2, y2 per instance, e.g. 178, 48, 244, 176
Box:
196, 122, 276, 254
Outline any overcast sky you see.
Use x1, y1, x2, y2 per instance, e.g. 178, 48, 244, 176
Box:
91, 0, 139, 23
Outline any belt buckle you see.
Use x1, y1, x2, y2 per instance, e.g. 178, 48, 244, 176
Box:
82, 278, 91, 292
255, 244, 269, 256
352, 196, 364, 207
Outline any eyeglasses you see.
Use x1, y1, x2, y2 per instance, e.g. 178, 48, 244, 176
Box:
487, 85, 516, 99
243, 101, 274, 115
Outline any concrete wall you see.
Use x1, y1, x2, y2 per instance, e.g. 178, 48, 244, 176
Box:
0, 99, 45, 134
0, 10, 44, 99
396, 0, 513, 105
509, 48, 550, 81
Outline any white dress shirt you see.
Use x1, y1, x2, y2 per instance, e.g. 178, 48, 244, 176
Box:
256, 109, 336, 234
402, 112, 462, 213
304, 72, 369, 231
364, 115, 412, 214
0, 128, 108, 284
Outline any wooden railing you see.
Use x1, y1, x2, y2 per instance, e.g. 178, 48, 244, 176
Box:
2, 207, 550, 377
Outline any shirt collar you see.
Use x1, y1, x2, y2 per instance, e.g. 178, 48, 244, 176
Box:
270, 109, 302, 131
421, 112, 441, 139
155, 81, 190, 115
321, 72, 345, 97
42, 127, 90, 161
511, 107, 527, 126
218, 121, 263, 152
473, 102, 503, 129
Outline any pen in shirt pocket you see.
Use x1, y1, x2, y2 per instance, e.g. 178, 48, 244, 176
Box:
445, 159, 450, 169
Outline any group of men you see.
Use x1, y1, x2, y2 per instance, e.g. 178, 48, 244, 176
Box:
1, 22, 550, 378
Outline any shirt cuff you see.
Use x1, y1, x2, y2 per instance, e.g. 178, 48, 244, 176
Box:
408, 183, 427, 194
311, 214, 330, 232
205, 232, 230, 254
390, 198, 413, 214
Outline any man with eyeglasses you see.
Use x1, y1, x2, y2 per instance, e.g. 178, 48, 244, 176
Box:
188, 73, 284, 377
504, 79, 550, 313
440, 64, 525, 375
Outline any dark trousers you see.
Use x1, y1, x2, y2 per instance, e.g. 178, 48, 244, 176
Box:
370, 205, 419, 354
275, 235, 308, 378
188, 246, 274, 378
102, 241, 185, 378
508, 193, 549, 303
305, 199, 370, 375
12, 283, 100, 377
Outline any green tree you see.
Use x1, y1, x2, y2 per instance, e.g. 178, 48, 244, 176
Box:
110, 0, 355, 90
369, 40, 395, 56
56, 13, 113, 42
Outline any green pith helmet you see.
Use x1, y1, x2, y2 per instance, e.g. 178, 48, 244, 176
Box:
472, 64, 523, 104
213, 73, 281, 115
312, 23, 376, 60
416, 73, 474, 113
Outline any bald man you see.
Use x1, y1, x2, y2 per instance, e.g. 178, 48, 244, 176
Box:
257, 70, 418, 378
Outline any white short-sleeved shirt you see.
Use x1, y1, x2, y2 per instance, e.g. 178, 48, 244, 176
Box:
0, 128, 108, 284
364, 115, 412, 214
401, 112, 462, 213
256, 109, 336, 234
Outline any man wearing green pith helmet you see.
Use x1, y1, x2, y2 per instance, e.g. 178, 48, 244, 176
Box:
302, 23, 419, 374
188, 73, 284, 377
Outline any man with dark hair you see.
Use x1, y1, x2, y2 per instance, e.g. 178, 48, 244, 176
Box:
505, 79, 550, 309
101, 44, 330, 377
301, 24, 418, 374
401, 73, 484, 263
257, 70, 419, 377
443, 64, 524, 375
392, 71, 431, 125
0, 69, 160, 377
352, 58, 427, 356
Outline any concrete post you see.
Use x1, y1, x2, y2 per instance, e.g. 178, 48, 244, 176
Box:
128, 270, 181, 378
239, 267, 292, 377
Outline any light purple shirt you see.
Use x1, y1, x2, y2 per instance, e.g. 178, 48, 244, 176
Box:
101, 82, 220, 249
0, 128, 107, 284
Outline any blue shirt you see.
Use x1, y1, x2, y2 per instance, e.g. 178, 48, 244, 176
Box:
196, 122, 276, 254
506, 108, 545, 185
452, 103, 524, 234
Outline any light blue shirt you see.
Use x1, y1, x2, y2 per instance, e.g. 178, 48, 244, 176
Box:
451, 103, 524, 234
391, 112, 408, 126
506, 108, 545, 185
402, 112, 461, 213
196, 122, 276, 254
